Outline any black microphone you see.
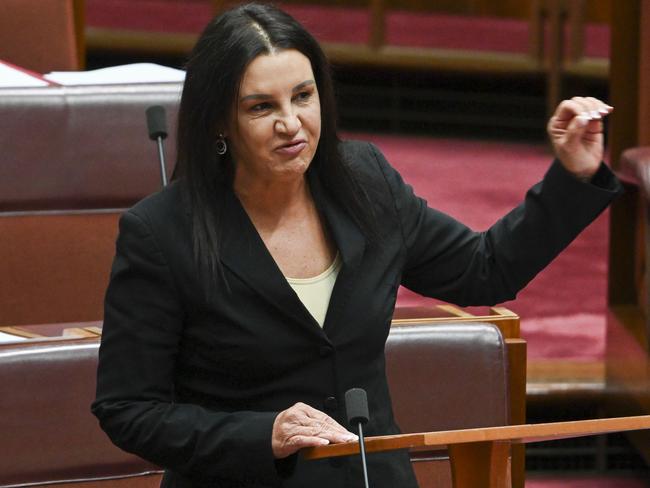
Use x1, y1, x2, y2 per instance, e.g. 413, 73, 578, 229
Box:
145, 105, 168, 187
345, 388, 371, 488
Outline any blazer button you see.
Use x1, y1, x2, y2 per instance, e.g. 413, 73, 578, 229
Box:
319, 345, 334, 357
323, 396, 338, 412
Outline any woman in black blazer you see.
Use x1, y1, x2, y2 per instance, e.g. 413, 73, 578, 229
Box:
92, 4, 622, 487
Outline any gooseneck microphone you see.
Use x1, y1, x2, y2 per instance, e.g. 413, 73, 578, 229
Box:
345, 388, 371, 488
145, 105, 168, 187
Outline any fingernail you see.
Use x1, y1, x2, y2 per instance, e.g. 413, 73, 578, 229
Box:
346, 434, 359, 442
320, 439, 330, 445
577, 115, 589, 126
590, 110, 601, 119
598, 108, 609, 115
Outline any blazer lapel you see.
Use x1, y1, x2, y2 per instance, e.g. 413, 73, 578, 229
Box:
218, 188, 326, 337
309, 172, 367, 335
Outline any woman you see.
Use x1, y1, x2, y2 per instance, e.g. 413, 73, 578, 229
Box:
92, 3, 622, 487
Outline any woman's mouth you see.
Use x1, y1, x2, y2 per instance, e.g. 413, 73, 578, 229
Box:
275, 140, 307, 156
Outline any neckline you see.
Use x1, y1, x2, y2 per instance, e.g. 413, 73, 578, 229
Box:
285, 252, 341, 284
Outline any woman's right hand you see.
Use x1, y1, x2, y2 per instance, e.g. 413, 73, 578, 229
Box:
272, 402, 358, 458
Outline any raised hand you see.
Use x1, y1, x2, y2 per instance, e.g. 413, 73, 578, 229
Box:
272, 402, 358, 459
547, 96, 613, 180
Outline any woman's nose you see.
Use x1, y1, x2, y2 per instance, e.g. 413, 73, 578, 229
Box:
275, 111, 301, 134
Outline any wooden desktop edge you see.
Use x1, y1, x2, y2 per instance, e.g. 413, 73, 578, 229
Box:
302, 415, 650, 460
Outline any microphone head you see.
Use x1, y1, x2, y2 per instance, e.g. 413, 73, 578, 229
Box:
345, 388, 369, 425
146, 105, 167, 140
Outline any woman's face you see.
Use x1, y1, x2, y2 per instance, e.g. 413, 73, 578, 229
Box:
227, 49, 322, 186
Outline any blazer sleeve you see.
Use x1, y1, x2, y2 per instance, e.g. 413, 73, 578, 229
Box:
92, 210, 284, 483
367, 143, 622, 306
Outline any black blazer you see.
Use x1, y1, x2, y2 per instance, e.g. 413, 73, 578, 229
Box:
92, 141, 621, 488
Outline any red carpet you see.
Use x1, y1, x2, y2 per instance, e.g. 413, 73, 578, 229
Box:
346, 133, 610, 361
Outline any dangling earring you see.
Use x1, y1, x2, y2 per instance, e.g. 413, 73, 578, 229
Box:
216, 134, 227, 155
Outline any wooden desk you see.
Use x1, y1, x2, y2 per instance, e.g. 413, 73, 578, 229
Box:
304, 415, 650, 488
0, 322, 102, 344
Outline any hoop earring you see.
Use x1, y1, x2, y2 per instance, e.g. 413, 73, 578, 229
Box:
216, 134, 227, 155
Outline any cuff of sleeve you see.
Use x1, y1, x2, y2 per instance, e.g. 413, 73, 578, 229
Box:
240, 411, 298, 482
551, 159, 623, 195
242, 411, 291, 483
589, 162, 623, 192
275, 453, 298, 479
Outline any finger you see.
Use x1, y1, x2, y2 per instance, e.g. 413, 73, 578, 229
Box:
297, 422, 358, 443
289, 414, 358, 442
571, 96, 603, 120
563, 112, 592, 146
298, 403, 354, 435
584, 97, 613, 118
554, 97, 609, 122
286, 435, 331, 449
553, 99, 586, 122
280, 422, 356, 448
273, 434, 330, 459
282, 403, 357, 440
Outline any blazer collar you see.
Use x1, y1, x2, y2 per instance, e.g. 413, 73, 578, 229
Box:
218, 169, 367, 338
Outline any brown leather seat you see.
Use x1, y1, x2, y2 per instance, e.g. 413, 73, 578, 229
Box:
386, 321, 509, 487
0, 338, 162, 487
0, 83, 181, 327
0, 83, 181, 212
387, 322, 509, 433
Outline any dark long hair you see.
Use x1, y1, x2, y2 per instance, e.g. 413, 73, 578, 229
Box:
173, 3, 376, 289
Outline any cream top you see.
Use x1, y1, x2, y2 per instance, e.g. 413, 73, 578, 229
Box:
286, 253, 342, 327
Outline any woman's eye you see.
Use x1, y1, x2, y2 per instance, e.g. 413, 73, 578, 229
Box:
251, 102, 272, 112
295, 91, 312, 103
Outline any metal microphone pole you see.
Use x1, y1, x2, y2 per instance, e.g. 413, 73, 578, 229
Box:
345, 388, 371, 488
357, 420, 370, 488
155, 135, 168, 187
145, 105, 169, 188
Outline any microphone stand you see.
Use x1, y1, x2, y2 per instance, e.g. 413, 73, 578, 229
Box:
155, 135, 168, 187
356, 420, 370, 488
345, 388, 371, 488
145, 105, 169, 188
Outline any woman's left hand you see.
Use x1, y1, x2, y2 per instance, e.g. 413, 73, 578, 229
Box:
547, 97, 613, 180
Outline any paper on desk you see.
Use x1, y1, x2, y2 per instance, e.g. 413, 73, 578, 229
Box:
0, 331, 28, 343
0, 60, 51, 87
44, 63, 186, 85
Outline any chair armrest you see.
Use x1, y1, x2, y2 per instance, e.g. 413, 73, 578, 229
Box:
618, 146, 650, 197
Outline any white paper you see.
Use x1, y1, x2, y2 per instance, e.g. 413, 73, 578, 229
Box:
0, 61, 50, 87
0, 331, 28, 343
45, 63, 186, 85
